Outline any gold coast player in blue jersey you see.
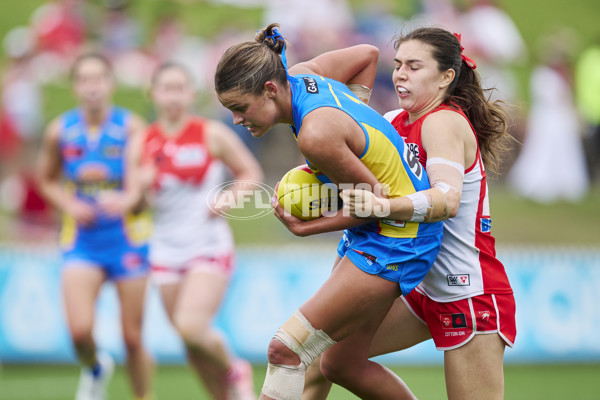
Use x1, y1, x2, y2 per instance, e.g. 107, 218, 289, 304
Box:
215, 24, 443, 400
38, 53, 153, 400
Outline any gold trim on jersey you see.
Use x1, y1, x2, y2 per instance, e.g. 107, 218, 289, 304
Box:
360, 123, 420, 238
124, 210, 153, 245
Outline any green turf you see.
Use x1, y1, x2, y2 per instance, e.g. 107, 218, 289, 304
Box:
1, 363, 599, 400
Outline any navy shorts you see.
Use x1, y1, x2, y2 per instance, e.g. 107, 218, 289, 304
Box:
62, 241, 149, 281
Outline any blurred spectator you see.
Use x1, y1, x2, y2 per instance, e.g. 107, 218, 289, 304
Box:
97, 0, 155, 88
28, 0, 86, 82
2, 26, 43, 147
30, 0, 86, 56
261, 0, 355, 62
352, 2, 406, 114
1, 26, 52, 235
508, 31, 589, 203
460, 0, 527, 104
412, 0, 462, 31
99, 0, 142, 57
575, 38, 600, 181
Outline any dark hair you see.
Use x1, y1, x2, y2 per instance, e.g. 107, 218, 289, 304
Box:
151, 62, 194, 88
70, 52, 113, 80
214, 23, 288, 96
394, 27, 512, 175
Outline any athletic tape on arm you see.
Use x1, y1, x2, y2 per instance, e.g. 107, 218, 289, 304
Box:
346, 84, 372, 104
406, 157, 464, 222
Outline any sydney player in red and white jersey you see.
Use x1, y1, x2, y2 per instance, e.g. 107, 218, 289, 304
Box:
133, 63, 263, 400
302, 28, 516, 400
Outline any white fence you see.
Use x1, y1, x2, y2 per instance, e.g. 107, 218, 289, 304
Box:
1, 243, 599, 364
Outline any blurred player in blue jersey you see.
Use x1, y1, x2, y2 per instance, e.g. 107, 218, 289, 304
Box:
38, 53, 153, 400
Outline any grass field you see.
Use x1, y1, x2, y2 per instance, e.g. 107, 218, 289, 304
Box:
1, 3, 600, 400
1, 363, 600, 400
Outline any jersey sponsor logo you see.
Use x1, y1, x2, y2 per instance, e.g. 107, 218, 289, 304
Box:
171, 144, 208, 168
477, 310, 491, 326
352, 249, 377, 265
76, 163, 110, 183
62, 145, 85, 160
122, 252, 144, 270
447, 274, 470, 286
386, 263, 399, 271
441, 313, 468, 329
303, 77, 319, 94
381, 219, 406, 228
103, 145, 122, 158
480, 217, 491, 233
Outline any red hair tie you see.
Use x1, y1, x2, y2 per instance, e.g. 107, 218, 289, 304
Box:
453, 32, 477, 70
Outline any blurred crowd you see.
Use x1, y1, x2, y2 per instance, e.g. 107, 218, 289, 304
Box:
1, 0, 599, 241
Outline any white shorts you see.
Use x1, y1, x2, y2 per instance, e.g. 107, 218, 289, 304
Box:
151, 252, 235, 286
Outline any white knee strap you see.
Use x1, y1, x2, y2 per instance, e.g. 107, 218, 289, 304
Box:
262, 310, 336, 400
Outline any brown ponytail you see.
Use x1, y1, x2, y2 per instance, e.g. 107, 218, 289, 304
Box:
215, 23, 288, 96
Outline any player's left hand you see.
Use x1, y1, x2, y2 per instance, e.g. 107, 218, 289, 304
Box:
271, 192, 306, 236
97, 190, 131, 216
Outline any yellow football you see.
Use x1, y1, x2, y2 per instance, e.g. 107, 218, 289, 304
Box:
276, 165, 337, 221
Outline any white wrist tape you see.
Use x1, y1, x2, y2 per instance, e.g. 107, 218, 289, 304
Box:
406, 191, 429, 222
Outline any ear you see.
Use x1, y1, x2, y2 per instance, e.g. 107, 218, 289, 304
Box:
440, 69, 455, 90
264, 81, 278, 98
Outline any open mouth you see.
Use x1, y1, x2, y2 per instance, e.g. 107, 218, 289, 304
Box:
397, 86, 410, 96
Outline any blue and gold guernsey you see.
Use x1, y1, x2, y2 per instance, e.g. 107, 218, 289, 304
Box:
58, 107, 150, 280
289, 74, 443, 295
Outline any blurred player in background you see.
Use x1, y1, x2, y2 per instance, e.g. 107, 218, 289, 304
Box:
133, 62, 262, 400
37, 53, 153, 400
215, 24, 444, 400
303, 27, 516, 400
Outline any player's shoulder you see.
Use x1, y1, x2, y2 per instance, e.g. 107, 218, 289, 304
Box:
422, 108, 473, 141
383, 109, 403, 123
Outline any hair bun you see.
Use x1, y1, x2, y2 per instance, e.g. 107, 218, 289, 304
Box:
255, 23, 285, 55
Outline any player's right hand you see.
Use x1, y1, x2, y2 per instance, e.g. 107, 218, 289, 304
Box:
64, 199, 96, 226
340, 189, 390, 218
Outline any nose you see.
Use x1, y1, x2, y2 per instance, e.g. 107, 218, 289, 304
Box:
232, 112, 244, 125
394, 66, 407, 81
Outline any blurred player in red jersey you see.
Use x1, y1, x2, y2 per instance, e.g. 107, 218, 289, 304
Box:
132, 62, 263, 400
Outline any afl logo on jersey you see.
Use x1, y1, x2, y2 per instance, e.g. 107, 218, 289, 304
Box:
303, 77, 319, 94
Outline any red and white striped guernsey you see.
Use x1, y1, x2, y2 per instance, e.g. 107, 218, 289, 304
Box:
143, 117, 233, 267
384, 106, 513, 302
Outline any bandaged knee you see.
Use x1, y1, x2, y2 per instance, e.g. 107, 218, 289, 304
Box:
262, 310, 336, 400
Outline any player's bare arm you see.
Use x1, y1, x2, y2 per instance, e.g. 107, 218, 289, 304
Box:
290, 44, 379, 91
343, 111, 470, 222
38, 117, 96, 225
206, 119, 264, 215
97, 113, 148, 215
281, 109, 378, 236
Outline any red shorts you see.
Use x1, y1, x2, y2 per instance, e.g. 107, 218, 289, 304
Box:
402, 289, 516, 351
151, 252, 234, 285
